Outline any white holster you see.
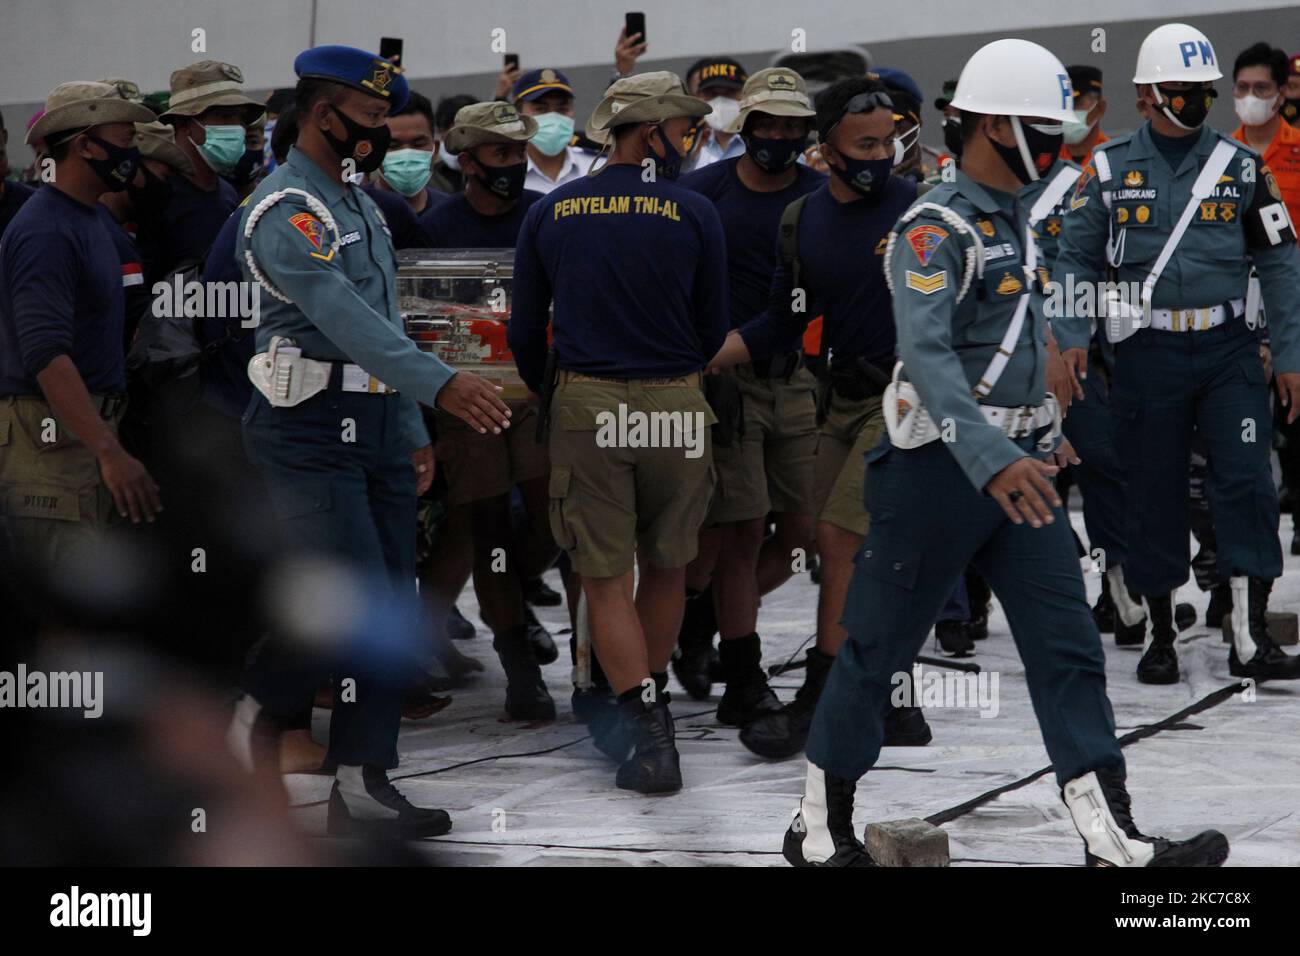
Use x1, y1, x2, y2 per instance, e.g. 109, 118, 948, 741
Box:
248, 336, 331, 407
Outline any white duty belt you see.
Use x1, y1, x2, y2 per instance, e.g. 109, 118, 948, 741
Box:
881, 162, 1078, 450
248, 336, 395, 407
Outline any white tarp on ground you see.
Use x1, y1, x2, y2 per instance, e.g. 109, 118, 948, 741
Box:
292, 513, 1300, 866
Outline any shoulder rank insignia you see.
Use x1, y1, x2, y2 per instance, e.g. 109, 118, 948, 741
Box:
288, 212, 335, 261
995, 272, 1022, 295
874, 236, 888, 255
905, 270, 947, 295
977, 219, 996, 238
906, 224, 949, 266
1123, 170, 1144, 187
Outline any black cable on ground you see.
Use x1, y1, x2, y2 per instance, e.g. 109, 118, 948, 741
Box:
924, 678, 1245, 827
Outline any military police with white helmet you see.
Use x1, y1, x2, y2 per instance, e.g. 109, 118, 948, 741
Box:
782, 38, 1229, 868
1056, 23, 1300, 687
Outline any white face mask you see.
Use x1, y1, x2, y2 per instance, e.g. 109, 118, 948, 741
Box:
705, 96, 741, 132
1062, 109, 1094, 145
439, 142, 461, 171
1234, 93, 1278, 127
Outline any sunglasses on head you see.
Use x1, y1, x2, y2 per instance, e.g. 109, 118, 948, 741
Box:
821, 90, 895, 140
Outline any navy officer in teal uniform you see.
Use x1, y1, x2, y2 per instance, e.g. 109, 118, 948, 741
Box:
228, 45, 511, 839
1055, 23, 1300, 686
783, 40, 1228, 869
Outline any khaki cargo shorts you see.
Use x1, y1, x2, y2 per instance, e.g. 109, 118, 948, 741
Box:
547, 373, 716, 578
708, 363, 818, 524
434, 399, 550, 506
0, 395, 117, 569
813, 390, 886, 537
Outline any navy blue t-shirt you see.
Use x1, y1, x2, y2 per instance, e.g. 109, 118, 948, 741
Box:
363, 184, 432, 248
679, 157, 824, 341
197, 202, 255, 420
423, 190, 543, 248
0, 180, 36, 241
0, 186, 126, 394
94, 204, 148, 349
739, 176, 918, 366
509, 163, 729, 391
140, 173, 238, 283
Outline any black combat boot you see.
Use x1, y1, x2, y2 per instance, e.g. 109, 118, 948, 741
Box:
784, 761, 876, 867
523, 575, 562, 607
1093, 572, 1117, 633
327, 764, 452, 839
883, 704, 932, 746
493, 627, 556, 720
1205, 582, 1232, 628
614, 692, 681, 794
966, 570, 992, 640
716, 633, 782, 726
1062, 769, 1228, 866
672, 586, 718, 701
1229, 577, 1300, 681
523, 605, 558, 665
935, 619, 975, 657
740, 647, 833, 759
446, 604, 476, 640
1136, 595, 1179, 684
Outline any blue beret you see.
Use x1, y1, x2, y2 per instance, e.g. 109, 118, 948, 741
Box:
294, 44, 409, 112
871, 67, 923, 106
511, 68, 574, 103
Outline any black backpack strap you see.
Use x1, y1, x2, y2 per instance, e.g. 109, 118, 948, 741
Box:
778, 193, 812, 294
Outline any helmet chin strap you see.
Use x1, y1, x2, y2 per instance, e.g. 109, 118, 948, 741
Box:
1010, 116, 1041, 182
1150, 86, 1196, 131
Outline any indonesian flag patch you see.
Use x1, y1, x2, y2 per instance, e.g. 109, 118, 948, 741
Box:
121, 262, 143, 287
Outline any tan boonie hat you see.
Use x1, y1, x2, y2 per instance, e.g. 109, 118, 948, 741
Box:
726, 67, 815, 134
27, 81, 157, 146
587, 71, 710, 140
443, 101, 539, 153
98, 77, 144, 103
160, 60, 264, 125
134, 121, 196, 176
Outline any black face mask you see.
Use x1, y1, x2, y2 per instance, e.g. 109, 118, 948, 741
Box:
476, 160, 528, 200
987, 118, 1062, 185
1154, 85, 1216, 131
942, 116, 964, 158
225, 147, 265, 188
650, 127, 684, 181
828, 151, 893, 198
323, 105, 391, 174
1281, 97, 1300, 125
83, 132, 140, 192
126, 164, 171, 223
744, 133, 805, 173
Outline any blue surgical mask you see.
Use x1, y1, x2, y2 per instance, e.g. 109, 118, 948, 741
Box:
381, 148, 434, 196
531, 112, 575, 157
194, 124, 247, 174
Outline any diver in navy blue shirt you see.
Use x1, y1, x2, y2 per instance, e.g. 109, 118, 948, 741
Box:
0, 82, 161, 576
510, 72, 726, 795
710, 76, 928, 761
675, 67, 826, 729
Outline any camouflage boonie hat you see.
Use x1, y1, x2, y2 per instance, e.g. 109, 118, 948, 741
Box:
726, 67, 815, 133
27, 81, 157, 146
443, 101, 539, 153
588, 71, 710, 134
160, 60, 264, 125
134, 121, 196, 176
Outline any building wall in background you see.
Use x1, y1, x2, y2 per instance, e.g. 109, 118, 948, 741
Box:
3, 0, 1299, 168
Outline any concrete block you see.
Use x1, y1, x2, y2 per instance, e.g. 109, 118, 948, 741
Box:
863, 818, 950, 867
1222, 611, 1298, 646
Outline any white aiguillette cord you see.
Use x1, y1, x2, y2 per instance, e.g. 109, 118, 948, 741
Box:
242, 187, 343, 304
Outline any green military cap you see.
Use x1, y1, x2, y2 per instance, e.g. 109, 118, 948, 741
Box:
725, 67, 815, 134
27, 81, 157, 146
443, 101, 539, 153
588, 71, 710, 136
160, 59, 265, 125
134, 120, 196, 176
